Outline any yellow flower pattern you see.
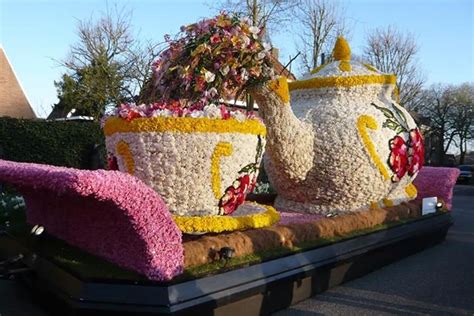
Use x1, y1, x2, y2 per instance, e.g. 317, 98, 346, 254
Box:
173, 203, 280, 233
104, 116, 266, 137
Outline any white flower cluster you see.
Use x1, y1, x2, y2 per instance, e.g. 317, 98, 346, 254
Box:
186, 104, 249, 122
106, 127, 265, 216
300, 60, 382, 80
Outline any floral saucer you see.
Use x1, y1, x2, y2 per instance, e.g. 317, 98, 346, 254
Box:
173, 202, 280, 234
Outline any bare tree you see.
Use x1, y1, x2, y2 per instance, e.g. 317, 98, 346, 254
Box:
419, 84, 456, 165
215, 1, 295, 111
63, 6, 134, 72
216, 0, 295, 34
450, 83, 474, 164
53, 4, 161, 117
363, 26, 425, 109
124, 40, 163, 102
70, 5, 166, 100
419, 83, 474, 165
293, 0, 349, 73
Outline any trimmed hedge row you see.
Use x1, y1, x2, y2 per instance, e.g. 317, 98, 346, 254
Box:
0, 117, 105, 169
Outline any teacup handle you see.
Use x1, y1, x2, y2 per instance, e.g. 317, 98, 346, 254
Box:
211, 142, 234, 199
116, 140, 135, 174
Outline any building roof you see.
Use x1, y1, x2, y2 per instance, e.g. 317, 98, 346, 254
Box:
0, 48, 36, 119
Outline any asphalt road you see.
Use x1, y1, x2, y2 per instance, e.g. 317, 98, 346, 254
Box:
274, 185, 474, 316
0, 186, 473, 316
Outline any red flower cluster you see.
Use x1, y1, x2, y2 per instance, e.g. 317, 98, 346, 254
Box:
219, 173, 257, 215
388, 128, 425, 182
389, 136, 408, 181
408, 129, 425, 175
124, 110, 142, 122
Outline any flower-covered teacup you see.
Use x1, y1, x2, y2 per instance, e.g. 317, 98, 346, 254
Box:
100, 12, 281, 233
104, 106, 265, 217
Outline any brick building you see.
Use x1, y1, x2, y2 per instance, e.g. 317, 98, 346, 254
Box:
0, 47, 36, 118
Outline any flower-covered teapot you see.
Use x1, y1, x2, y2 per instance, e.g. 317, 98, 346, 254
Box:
251, 37, 424, 214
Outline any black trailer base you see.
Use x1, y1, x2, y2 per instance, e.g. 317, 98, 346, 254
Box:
4, 213, 452, 316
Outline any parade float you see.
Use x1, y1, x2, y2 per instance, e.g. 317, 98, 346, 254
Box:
0, 13, 460, 316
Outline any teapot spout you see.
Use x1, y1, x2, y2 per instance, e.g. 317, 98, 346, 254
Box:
250, 77, 315, 181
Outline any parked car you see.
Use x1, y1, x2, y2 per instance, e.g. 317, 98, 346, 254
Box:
457, 165, 473, 184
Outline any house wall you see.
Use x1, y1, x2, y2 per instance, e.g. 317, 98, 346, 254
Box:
0, 48, 36, 119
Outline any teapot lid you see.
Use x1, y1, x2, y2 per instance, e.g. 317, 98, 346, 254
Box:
288, 37, 396, 92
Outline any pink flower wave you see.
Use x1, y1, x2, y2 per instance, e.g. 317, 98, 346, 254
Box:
0, 159, 183, 281
413, 166, 460, 210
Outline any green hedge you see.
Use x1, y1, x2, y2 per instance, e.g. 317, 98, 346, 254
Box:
0, 117, 105, 169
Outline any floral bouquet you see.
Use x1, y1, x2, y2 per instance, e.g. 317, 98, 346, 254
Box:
104, 13, 279, 233
143, 12, 275, 106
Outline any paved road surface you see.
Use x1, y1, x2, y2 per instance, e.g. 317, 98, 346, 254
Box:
274, 185, 474, 316
0, 186, 473, 315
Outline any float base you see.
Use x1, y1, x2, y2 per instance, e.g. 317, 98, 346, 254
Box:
3, 213, 452, 316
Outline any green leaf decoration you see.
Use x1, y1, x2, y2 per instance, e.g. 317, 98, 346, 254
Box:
382, 120, 401, 132
396, 125, 405, 134
371, 103, 395, 119
391, 103, 410, 131
372, 102, 410, 134
239, 164, 257, 174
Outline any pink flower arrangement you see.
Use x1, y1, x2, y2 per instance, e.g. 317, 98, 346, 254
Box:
106, 101, 259, 123
0, 159, 183, 281
413, 166, 460, 210
277, 212, 325, 225
151, 12, 275, 107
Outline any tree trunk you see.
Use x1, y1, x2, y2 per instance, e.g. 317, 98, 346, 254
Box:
437, 131, 445, 166
459, 138, 467, 164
